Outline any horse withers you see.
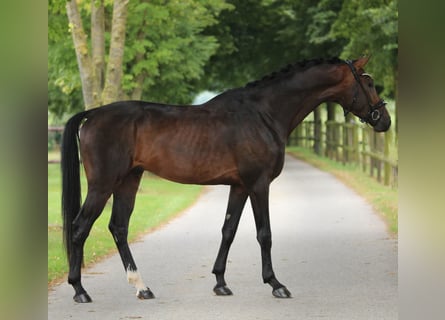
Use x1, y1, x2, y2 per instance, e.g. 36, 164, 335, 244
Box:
61, 57, 390, 302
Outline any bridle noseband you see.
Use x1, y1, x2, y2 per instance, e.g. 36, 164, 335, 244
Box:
344, 60, 386, 124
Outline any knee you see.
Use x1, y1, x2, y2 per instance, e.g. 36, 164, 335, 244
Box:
71, 223, 89, 245
256, 229, 271, 247
221, 227, 236, 243
108, 223, 128, 243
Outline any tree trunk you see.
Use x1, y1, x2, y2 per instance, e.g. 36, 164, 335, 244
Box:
131, 73, 145, 100
327, 102, 336, 121
130, 30, 148, 100
325, 102, 336, 157
102, 0, 129, 104
66, 0, 100, 109
91, 0, 105, 93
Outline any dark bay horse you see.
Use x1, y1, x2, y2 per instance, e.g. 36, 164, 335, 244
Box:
61, 57, 391, 303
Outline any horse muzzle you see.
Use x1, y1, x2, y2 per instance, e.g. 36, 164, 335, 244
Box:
372, 115, 391, 132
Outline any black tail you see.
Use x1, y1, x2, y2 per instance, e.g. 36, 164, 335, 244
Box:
61, 110, 91, 262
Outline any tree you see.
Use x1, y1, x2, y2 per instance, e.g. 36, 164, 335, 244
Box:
199, 0, 347, 91
66, 0, 111, 108
48, 2, 83, 118
200, 0, 397, 94
121, 0, 232, 103
329, 0, 398, 97
49, 0, 397, 119
199, 0, 284, 90
48, 0, 232, 115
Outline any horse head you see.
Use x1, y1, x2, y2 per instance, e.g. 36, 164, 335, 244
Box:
336, 57, 391, 132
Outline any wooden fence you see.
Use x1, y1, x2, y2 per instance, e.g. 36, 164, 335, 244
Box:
48, 126, 63, 163
288, 120, 398, 187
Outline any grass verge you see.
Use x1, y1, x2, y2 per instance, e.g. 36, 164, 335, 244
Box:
48, 164, 203, 285
287, 146, 398, 235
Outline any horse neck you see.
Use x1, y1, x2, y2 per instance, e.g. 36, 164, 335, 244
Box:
254, 66, 344, 139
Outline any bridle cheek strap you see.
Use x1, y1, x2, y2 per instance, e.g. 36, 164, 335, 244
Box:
344, 60, 386, 124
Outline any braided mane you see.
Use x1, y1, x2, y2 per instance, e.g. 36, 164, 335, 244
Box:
245, 57, 344, 88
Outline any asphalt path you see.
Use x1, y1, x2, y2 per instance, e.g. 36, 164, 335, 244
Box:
48, 154, 397, 319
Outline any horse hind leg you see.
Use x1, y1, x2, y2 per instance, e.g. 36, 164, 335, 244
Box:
212, 185, 248, 296
109, 168, 154, 299
68, 188, 112, 303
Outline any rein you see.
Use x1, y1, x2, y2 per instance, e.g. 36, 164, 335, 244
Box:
344, 60, 386, 124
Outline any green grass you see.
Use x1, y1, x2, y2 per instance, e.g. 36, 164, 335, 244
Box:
47, 149, 60, 162
48, 164, 203, 285
287, 146, 398, 235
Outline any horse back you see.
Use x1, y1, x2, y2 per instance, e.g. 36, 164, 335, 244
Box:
79, 101, 284, 187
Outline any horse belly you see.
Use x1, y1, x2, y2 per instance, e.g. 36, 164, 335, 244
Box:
135, 136, 239, 185
161, 165, 238, 185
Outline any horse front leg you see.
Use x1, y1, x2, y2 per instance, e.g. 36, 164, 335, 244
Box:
212, 184, 248, 296
249, 181, 292, 298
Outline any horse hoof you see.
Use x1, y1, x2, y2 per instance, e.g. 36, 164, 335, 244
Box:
137, 287, 155, 299
213, 285, 233, 296
73, 292, 92, 303
272, 286, 292, 298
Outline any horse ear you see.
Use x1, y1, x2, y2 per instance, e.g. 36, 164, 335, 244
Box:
353, 56, 370, 69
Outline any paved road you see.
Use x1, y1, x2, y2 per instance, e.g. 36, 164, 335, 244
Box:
48, 155, 397, 319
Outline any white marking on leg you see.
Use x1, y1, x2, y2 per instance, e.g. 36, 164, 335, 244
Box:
225, 213, 231, 220
127, 269, 147, 295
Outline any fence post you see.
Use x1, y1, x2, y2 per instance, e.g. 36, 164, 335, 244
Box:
341, 123, 347, 165
335, 122, 340, 162
313, 109, 322, 155
325, 121, 332, 159
374, 133, 383, 183
384, 130, 391, 186
325, 102, 336, 159
305, 122, 311, 148
361, 126, 366, 172
369, 129, 374, 178
352, 123, 359, 163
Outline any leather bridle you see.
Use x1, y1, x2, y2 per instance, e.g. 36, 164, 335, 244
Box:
344, 60, 386, 124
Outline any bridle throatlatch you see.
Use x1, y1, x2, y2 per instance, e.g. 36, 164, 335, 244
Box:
344, 60, 386, 125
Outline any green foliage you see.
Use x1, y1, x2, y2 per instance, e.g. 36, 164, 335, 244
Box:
330, 0, 398, 97
121, 0, 232, 103
48, 2, 83, 118
48, 0, 397, 116
48, 44, 83, 118
200, 0, 290, 89
199, 0, 346, 90
48, 0, 233, 119
200, 0, 397, 97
